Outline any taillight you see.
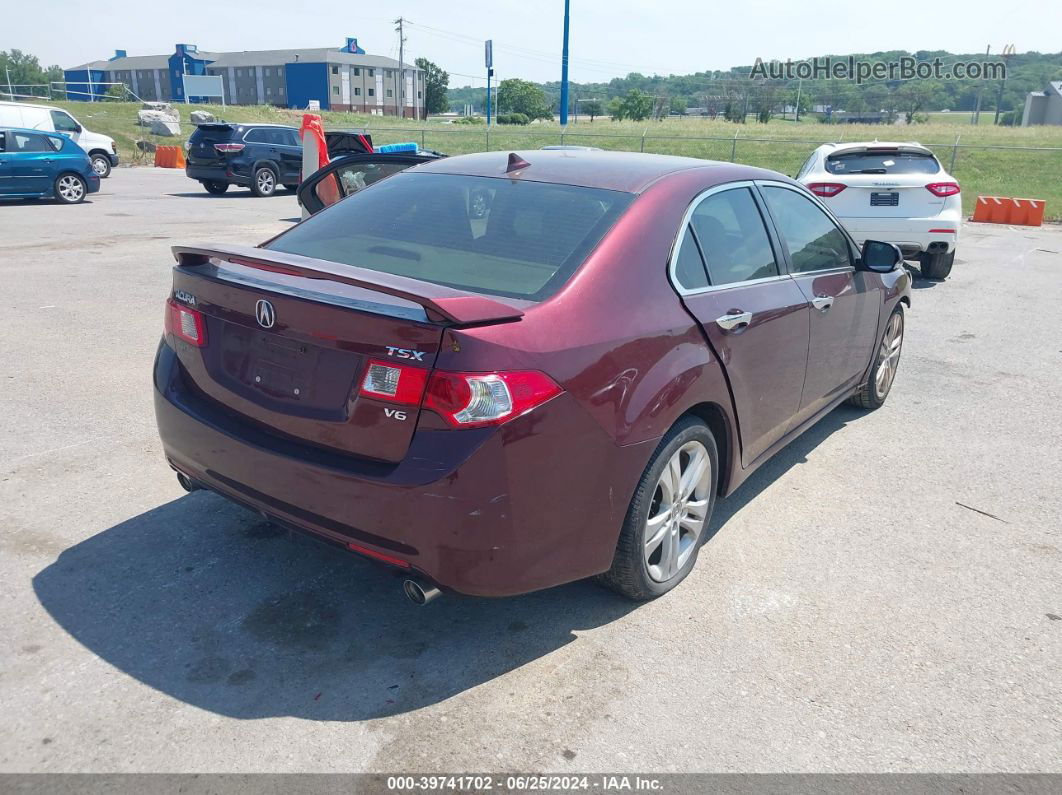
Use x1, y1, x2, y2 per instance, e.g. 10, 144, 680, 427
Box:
807, 182, 847, 198
165, 298, 207, 347
359, 360, 429, 405
424, 371, 563, 428
926, 182, 960, 197
213, 142, 245, 154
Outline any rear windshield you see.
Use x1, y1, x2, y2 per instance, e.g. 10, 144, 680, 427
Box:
188, 124, 236, 143
825, 151, 940, 175
267, 172, 634, 300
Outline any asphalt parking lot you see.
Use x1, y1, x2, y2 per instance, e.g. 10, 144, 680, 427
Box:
1, 167, 1060, 773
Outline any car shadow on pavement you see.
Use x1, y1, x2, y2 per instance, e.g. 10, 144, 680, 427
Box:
167, 192, 293, 199
32, 405, 859, 722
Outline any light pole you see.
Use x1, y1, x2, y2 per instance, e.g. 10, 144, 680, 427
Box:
559, 0, 570, 126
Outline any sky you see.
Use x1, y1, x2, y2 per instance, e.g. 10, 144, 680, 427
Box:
12, 0, 1062, 87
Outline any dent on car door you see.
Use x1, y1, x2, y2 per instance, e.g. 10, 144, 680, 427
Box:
297, 154, 432, 215
672, 183, 810, 468
759, 183, 880, 422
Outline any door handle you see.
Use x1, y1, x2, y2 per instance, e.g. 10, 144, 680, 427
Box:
811, 295, 834, 312
715, 310, 752, 331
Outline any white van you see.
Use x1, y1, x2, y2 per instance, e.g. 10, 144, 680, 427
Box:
0, 101, 119, 178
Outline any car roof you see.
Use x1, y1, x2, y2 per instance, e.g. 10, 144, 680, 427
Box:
0, 126, 64, 138
411, 149, 773, 193
0, 100, 60, 112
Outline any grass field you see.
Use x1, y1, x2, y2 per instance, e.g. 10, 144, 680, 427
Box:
50, 100, 1062, 220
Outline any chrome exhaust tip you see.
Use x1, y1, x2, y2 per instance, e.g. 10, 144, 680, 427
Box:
176, 472, 200, 492
403, 578, 441, 606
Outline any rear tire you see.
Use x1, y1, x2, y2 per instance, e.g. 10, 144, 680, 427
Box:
53, 173, 87, 204
598, 417, 719, 600
919, 250, 954, 280
90, 153, 112, 179
251, 166, 278, 197
202, 181, 229, 195
847, 305, 904, 409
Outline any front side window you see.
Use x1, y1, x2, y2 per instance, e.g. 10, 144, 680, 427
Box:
50, 111, 79, 133
763, 186, 852, 273
689, 187, 778, 286
268, 172, 634, 301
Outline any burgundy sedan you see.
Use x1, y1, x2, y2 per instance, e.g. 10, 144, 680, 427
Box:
154, 150, 911, 601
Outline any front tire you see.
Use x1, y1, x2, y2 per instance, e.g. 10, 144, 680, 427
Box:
202, 180, 229, 195
848, 305, 904, 409
919, 250, 954, 280
251, 167, 277, 197
598, 417, 719, 600
90, 154, 112, 179
53, 173, 87, 204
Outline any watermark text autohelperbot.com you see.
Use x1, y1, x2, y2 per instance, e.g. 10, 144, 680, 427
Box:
750, 56, 1005, 83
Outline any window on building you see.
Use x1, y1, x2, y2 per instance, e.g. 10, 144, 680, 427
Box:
368, 69, 374, 77
368, 88, 375, 97
333, 86, 340, 95
354, 87, 361, 96
331, 65, 339, 75
385, 70, 392, 78
353, 68, 360, 76
266, 87, 272, 96
418, 91, 422, 99
386, 89, 393, 98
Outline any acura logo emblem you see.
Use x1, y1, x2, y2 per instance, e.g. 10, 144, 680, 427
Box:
255, 299, 276, 329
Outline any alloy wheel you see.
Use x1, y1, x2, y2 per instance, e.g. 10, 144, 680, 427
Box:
57, 175, 85, 202
874, 311, 904, 399
256, 170, 276, 194
91, 157, 109, 176
643, 441, 711, 583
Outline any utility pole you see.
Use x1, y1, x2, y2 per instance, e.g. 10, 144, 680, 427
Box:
559, 0, 570, 125
394, 17, 406, 119
485, 40, 493, 126
973, 44, 989, 125
4, 66, 12, 101
994, 44, 1015, 125
794, 78, 803, 122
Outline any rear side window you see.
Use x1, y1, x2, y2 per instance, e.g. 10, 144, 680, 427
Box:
825, 151, 940, 175
689, 188, 778, 286
8, 131, 55, 152
672, 226, 709, 290
267, 172, 633, 301
762, 186, 852, 273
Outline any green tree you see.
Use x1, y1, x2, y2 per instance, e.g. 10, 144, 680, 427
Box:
669, 96, 687, 115
612, 89, 653, 121
580, 98, 603, 122
414, 57, 450, 115
1, 49, 63, 99
497, 78, 553, 120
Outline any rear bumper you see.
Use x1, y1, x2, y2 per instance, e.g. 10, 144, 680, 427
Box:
185, 165, 250, 186
86, 173, 101, 194
153, 340, 650, 597
840, 214, 962, 256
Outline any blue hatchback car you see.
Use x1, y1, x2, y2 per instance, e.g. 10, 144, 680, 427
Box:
0, 127, 100, 204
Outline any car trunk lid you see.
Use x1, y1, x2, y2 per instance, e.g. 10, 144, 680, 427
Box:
187, 123, 237, 167
818, 147, 948, 219
168, 243, 524, 463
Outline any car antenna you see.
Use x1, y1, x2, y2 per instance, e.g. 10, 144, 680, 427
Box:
506, 152, 531, 173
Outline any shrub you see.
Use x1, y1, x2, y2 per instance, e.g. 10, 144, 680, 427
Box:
497, 112, 530, 125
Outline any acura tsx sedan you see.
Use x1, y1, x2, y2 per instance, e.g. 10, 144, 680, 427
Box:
154, 150, 911, 601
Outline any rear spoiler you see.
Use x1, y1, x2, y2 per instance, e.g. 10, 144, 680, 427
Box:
171, 243, 525, 326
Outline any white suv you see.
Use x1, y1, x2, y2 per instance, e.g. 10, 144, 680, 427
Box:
0, 101, 119, 179
796, 141, 960, 279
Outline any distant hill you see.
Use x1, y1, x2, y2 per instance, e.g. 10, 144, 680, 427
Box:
447, 50, 1062, 120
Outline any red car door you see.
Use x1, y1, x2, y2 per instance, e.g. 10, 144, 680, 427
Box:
759, 183, 880, 424
671, 183, 810, 468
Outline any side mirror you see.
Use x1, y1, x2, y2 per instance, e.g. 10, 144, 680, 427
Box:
861, 240, 903, 272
